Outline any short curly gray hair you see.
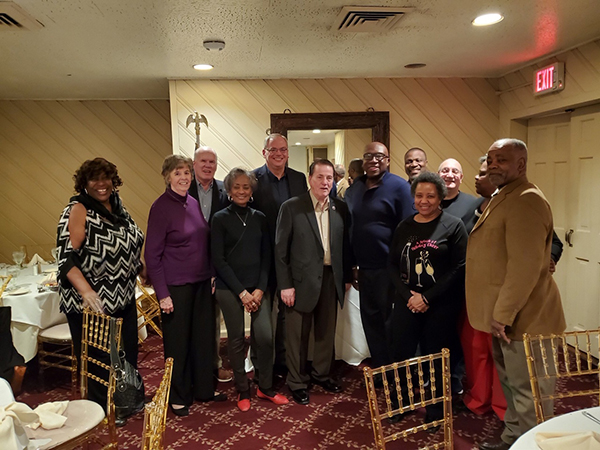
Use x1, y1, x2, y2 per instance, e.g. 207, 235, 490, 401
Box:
410, 171, 447, 200
224, 167, 258, 193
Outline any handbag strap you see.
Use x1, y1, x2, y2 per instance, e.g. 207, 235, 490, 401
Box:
109, 317, 123, 372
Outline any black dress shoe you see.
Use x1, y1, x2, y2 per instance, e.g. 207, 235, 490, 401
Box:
291, 389, 310, 405
311, 378, 343, 393
197, 392, 227, 402
478, 439, 511, 450
115, 416, 128, 427
170, 405, 189, 416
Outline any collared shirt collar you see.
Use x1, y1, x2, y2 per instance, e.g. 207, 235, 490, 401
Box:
309, 190, 330, 211
197, 178, 214, 192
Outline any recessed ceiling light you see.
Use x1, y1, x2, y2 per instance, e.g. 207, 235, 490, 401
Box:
472, 13, 504, 26
313, 129, 321, 134
193, 64, 214, 71
295, 142, 302, 146
404, 63, 426, 69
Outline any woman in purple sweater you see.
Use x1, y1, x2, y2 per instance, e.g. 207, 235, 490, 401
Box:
145, 155, 225, 417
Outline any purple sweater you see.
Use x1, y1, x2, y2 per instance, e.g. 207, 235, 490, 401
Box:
145, 188, 212, 300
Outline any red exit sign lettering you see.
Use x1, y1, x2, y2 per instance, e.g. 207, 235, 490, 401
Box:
533, 63, 565, 96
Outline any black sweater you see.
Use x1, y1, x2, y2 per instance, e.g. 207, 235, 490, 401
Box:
388, 211, 468, 306
211, 204, 271, 295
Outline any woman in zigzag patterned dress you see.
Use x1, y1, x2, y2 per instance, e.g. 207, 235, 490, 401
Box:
56, 157, 144, 422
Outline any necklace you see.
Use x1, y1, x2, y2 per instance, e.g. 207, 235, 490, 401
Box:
235, 211, 248, 227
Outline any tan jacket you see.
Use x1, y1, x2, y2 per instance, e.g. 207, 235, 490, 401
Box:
466, 177, 565, 341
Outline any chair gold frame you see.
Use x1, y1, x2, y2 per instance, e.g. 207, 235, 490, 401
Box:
78, 308, 122, 449
141, 357, 174, 450
37, 323, 78, 397
363, 349, 453, 450
524, 329, 600, 424
136, 279, 163, 342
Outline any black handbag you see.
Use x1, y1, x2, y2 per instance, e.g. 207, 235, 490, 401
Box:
109, 317, 145, 419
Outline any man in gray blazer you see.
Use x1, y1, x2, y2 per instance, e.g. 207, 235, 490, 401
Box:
275, 159, 350, 405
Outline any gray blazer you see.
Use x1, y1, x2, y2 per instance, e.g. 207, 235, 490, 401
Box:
274, 192, 350, 313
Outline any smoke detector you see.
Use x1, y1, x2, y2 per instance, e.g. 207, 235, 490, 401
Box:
203, 40, 226, 51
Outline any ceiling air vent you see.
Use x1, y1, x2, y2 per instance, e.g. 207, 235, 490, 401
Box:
334, 6, 412, 32
0, 1, 44, 30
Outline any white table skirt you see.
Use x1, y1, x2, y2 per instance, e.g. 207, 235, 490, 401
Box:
335, 286, 370, 365
511, 406, 600, 449
2, 266, 66, 362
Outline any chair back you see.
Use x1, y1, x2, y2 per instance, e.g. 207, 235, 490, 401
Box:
136, 279, 163, 340
363, 348, 453, 450
523, 329, 600, 423
81, 308, 122, 444
141, 357, 174, 450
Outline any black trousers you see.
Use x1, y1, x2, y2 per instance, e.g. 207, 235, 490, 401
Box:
285, 266, 338, 391
217, 289, 273, 393
66, 300, 138, 410
358, 268, 394, 367
162, 280, 215, 405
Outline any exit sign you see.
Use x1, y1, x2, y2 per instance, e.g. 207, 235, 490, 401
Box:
533, 63, 565, 96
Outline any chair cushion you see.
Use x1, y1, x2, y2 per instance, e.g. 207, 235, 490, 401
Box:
39, 323, 71, 341
26, 399, 105, 449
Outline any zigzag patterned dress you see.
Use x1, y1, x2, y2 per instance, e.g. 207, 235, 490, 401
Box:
57, 194, 144, 314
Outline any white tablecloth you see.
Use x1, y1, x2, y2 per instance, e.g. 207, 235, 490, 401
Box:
335, 287, 370, 365
2, 266, 66, 363
512, 406, 600, 449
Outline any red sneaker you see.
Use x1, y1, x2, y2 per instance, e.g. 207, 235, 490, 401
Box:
257, 388, 289, 405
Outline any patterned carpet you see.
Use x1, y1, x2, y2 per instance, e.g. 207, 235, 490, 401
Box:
17, 333, 598, 449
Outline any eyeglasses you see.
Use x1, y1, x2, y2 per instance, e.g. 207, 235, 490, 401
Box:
363, 153, 388, 162
265, 147, 288, 154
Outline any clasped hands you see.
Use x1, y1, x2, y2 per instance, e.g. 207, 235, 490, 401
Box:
407, 290, 429, 313
240, 289, 263, 313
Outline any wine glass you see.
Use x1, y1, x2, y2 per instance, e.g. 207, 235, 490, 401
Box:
12, 248, 26, 268
415, 259, 423, 287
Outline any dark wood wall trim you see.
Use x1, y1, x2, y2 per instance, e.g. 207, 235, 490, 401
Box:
270, 111, 390, 150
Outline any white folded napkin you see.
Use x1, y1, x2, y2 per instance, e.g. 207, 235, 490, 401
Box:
26, 254, 47, 266
40, 272, 57, 285
0, 402, 37, 450
535, 431, 600, 450
28, 401, 69, 430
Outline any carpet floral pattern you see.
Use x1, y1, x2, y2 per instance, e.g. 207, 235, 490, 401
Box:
17, 334, 598, 449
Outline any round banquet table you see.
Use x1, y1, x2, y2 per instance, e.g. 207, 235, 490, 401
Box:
2, 266, 66, 363
511, 406, 600, 449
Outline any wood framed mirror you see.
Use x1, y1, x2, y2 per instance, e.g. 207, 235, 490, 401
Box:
270, 111, 390, 149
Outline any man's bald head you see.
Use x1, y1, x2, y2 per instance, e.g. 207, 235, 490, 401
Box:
438, 158, 464, 199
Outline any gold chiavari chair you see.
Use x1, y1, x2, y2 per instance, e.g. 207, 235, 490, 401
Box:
27, 309, 122, 449
141, 357, 174, 450
523, 329, 600, 424
363, 348, 454, 450
37, 323, 78, 397
136, 279, 163, 342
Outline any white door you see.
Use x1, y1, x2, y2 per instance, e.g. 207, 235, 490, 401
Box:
564, 104, 600, 334
527, 114, 570, 302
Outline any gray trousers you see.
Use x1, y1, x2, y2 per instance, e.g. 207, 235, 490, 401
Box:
285, 266, 338, 391
216, 289, 273, 393
492, 337, 555, 445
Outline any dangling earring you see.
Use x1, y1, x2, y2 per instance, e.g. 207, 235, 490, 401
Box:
249, 196, 254, 203
84, 188, 89, 195
227, 195, 233, 202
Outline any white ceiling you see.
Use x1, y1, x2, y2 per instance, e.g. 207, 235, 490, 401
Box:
2, 0, 600, 100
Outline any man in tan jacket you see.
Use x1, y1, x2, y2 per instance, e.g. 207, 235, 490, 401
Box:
466, 138, 565, 450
